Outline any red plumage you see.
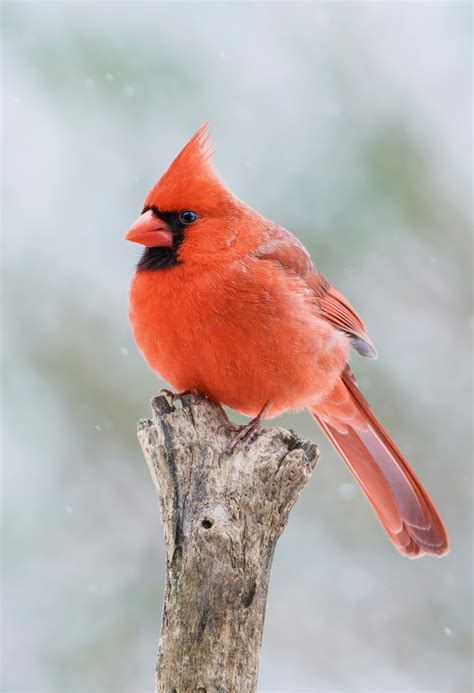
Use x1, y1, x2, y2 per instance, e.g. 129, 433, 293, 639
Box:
125, 125, 448, 558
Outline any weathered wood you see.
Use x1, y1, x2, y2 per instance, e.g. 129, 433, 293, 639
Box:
138, 392, 319, 693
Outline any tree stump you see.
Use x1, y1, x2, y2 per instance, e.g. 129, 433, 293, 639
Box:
137, 392, 319, 693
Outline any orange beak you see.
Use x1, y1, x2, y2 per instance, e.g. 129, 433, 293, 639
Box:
124, 210, 173, 248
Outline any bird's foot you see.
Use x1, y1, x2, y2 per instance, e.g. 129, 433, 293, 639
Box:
224, 403, 271, 454
160, 388, 199, 404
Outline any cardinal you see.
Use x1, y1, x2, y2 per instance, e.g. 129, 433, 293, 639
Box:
124, 124, 448, 558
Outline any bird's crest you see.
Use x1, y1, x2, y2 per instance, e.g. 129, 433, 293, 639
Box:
144, 124, 230, 213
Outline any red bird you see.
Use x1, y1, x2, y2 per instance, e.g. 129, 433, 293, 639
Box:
125, 124, 448, 558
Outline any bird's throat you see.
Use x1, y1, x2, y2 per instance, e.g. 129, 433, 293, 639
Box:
137, 245, 181, 271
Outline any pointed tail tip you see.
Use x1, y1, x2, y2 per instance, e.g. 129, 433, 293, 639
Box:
405, 543, 450, 559
393, 510, 449, 559
426, 536, 450, 559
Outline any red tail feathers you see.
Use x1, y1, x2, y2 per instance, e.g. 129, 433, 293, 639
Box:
311, 367, 449, 558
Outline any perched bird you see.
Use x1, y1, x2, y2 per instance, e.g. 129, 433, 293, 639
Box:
125, 124, 448, 558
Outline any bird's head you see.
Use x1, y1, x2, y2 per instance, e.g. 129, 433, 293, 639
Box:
124, 124, 249, 271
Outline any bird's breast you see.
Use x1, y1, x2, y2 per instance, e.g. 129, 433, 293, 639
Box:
128, 262, 349, 417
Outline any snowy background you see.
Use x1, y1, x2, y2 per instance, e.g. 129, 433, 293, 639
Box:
2, 2, 472, 691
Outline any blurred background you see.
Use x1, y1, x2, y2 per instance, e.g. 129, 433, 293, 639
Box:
2, 2, 472, 691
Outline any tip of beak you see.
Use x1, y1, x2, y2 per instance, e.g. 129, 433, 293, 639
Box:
123, 210, 174, 248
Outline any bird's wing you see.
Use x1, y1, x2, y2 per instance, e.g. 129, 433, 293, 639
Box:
316, 283, 377, 358
252, 224, 377, 358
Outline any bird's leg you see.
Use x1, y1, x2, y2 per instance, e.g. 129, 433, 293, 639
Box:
226, 402, 271, 453
160, 388, 199, 404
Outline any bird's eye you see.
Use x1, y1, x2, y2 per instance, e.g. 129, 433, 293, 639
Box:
179, 210, 198, 225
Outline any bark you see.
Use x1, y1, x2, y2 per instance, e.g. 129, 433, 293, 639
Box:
138, 392, 319, 693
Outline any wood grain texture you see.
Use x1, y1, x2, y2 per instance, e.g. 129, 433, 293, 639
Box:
138, 392, 319, 693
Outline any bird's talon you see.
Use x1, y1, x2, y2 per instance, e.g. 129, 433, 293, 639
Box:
219, 422, 241, 436
160, 388, 193, 404
221, 403, 271, 454
224, 419, 264, 455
